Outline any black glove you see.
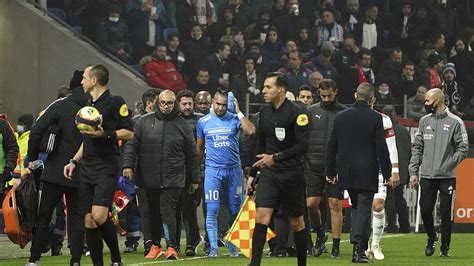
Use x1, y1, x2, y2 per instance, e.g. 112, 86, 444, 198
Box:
2, 167, 13, 183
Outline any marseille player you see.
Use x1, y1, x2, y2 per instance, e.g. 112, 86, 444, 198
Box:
196, 89, 255, 257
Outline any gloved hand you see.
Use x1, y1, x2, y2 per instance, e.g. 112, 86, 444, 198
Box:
118, 176, 126, 190
2, 167, 13, 183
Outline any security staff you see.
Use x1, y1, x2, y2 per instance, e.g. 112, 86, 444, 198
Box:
26, 70, 88, 266
0, 116, 19, 197
409, 88, 468, 257
64, 64, 134, 266
248, 72, 310, 266
304, 79, 346, 258
325, 83, 392, 263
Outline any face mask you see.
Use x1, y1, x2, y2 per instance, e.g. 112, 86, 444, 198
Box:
322, 100, 335, 109
17, 125, 26, 134
425, 102, 437, 114
109, 17, 119, 23
378, 90, 389, 96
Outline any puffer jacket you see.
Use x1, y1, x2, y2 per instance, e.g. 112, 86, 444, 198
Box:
122, 105, 199, 189
304, 102, 346, 176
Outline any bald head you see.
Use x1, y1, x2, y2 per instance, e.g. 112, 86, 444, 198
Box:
195, 90, 212, 114
424, 88, 445, 114
158, 90, 176, 114
355, 83, 375, 102
426, 88, 444, 99
195, 91, 211, 102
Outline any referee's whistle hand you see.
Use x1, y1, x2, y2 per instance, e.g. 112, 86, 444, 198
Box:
252, 154, 274, 168
64, 163, 76, 179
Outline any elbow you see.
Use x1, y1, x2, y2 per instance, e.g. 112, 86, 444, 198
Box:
123, 132, 134, 141
244, 126, 256, 136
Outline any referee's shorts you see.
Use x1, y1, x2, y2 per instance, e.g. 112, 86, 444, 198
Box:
255, 166, 306, 218
78, 156, 120, 214
305, 170, 343, 199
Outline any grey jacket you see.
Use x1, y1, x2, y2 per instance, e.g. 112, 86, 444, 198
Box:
409, 108, 469, 179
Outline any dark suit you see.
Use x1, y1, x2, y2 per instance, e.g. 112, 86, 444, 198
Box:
325, 100, 391, 254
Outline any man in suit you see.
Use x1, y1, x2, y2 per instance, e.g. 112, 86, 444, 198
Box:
326, 83, 394, 263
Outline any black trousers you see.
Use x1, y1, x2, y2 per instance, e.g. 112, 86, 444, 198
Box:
145, 187, 182, 248
348, 189, 374, 252
176, 185, 201, 247
136, 187, 152, 244
419, 178, 456, 248
30, 181, 84, 264
385, 185, 410, 232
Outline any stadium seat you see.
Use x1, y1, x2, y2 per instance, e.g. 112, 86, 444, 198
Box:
129, 64, 145, 76
48, 8, 67, 23
163, 28, 178, 42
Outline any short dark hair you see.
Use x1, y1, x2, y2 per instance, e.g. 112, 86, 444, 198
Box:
288, 49, 303, 60
168, 33, 180, 41
57, 86, 71, 99
109, 5, 121, 15
89, 64, 109, 86
155, 42, 167, 49
190, 23, 202, 31
357, 48, 372, 61
176, 90, 195, 103
217, 41, 230, 52
299, 85, 312, 92
214, 88, 228, 98
141, 88, 161, 105
266, 72, 288, 90
319, 79, 337, 90
404, 60, 415, 67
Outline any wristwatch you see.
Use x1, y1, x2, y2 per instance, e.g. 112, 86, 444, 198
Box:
69, 159, 78, 166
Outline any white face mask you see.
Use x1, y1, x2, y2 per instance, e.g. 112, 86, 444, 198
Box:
17, 125, 26, 134
109, 17, 119, 23
378, 90, 389, 96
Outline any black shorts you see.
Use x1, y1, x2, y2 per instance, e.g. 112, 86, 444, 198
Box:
305, 170, 343, 199
78, 156, 120, 214
255, 166, 306, 218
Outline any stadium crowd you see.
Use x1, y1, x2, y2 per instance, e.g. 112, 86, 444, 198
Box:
1, 0, 474, 265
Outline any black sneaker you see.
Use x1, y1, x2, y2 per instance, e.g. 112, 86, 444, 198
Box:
425, 235, 438, 257
286, 246, 297, 257
204, 241, 211, 256
143, 240, 153, 257
440, 246, 449, 257
331, 248, 340, 259
186, 245, 196, 256
124, 243, 138, 253
312, 233, 328, 257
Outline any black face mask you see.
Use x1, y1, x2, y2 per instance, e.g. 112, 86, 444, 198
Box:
322, 100, 335, 109
424, 102, 436, 114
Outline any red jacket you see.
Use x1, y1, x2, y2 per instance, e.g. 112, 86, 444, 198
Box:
144, 59, 186, 93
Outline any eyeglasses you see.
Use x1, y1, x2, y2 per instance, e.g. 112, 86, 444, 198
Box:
159, 100, 175, 106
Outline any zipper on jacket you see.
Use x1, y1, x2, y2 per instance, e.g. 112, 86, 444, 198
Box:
431, 117, 438, 178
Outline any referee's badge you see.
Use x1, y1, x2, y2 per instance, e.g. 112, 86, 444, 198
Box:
296, 114, 309, 126
119, 104, 129, 117
275, 127, 286, 141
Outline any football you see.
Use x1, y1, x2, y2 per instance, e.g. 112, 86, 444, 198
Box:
75, 106, 102, 132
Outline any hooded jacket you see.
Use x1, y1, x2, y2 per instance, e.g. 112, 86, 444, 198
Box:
122, 104, 199, 189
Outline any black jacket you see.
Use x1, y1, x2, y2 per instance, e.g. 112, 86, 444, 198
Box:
304, 102, 346, 175
0, 118, 19, 173
122, 106, 199, 189
326, 100, 391, 192
393, 121, 411, 185
27, 87, 88, 188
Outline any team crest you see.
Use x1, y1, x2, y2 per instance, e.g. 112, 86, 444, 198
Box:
296, 114, 309, 126
119, 104, 129, 117
275, 127, 286, 141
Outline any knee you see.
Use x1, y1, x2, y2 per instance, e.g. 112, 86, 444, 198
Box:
372, 200, 385, 212
255, 211, 271, 225
306, 196, 320, 208
289, 217, 305, 232
328, 198, 342, 212
84, 214, 97, 228
91, 211, 107, 225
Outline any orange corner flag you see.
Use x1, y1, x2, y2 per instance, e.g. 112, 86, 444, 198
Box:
225, 196, 276, 258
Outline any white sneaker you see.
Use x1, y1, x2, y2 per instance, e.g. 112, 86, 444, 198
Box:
372, 246, 385, 260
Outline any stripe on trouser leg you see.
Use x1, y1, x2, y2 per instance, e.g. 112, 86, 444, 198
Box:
450, 189, 456, 221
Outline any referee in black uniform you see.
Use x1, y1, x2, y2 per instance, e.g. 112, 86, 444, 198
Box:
64, 64, 134, 266
248, 72, 310, 266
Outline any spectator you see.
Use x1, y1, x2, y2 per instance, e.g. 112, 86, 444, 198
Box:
167, 33, 185, 74
96, 5, 132, 63
261, 27, 287, 71
181, 24, 211, 81
231, 56, 265, 115
122, 90, 200, 260
244, 10, 271, 46
406, 3, 433, 61
407, 85, 427, 121
143, 43, 186, 93
277, 49, 312, 95
246, 41, 271, 76
297, 85, 313, 107
225, 0, 252, 29
162, 0, 177, 28
271, 0, 286, 22
451, 38, 474, 104
392, 61, 419, 105
418, 32, 448, 69
274, 0, 309, 42
390, 1, 414, 51
419, 52, 444, 90
308, 71, 324, 102
332, 35, 360, 72
354, 4, 385, 50
338, 49, 375, 104
296, 27, 315, 61
461, 97, 474, 120
315, 9, 344, 48
374, 80, 396, 112
189, 68, 220, 96
284, 40, 298, 55
204, 41, 231, 89
127, 0, 168, 64
305, 45, 337, 80
16, 114, 34, 173
377, 48, 403, 89
341, 0, 360, 34
440, 63, 465, 116
432, 0, 460, 52
208, 6, 238, 45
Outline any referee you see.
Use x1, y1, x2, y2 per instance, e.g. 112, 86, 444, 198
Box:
248, 72, 310, 266
64, 64, 134, 266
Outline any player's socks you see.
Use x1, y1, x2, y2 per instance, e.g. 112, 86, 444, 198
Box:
372, 209, 385, 248
98, 218, 122, 263
294, 229, 307, 266
315, 225, 325, 239
86, 227, 104, 266
250, 223, 267, 266
206, 202, 220, 250
333, 238, 340, 250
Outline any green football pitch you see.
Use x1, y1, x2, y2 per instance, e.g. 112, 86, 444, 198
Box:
0, 233, 473, 265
